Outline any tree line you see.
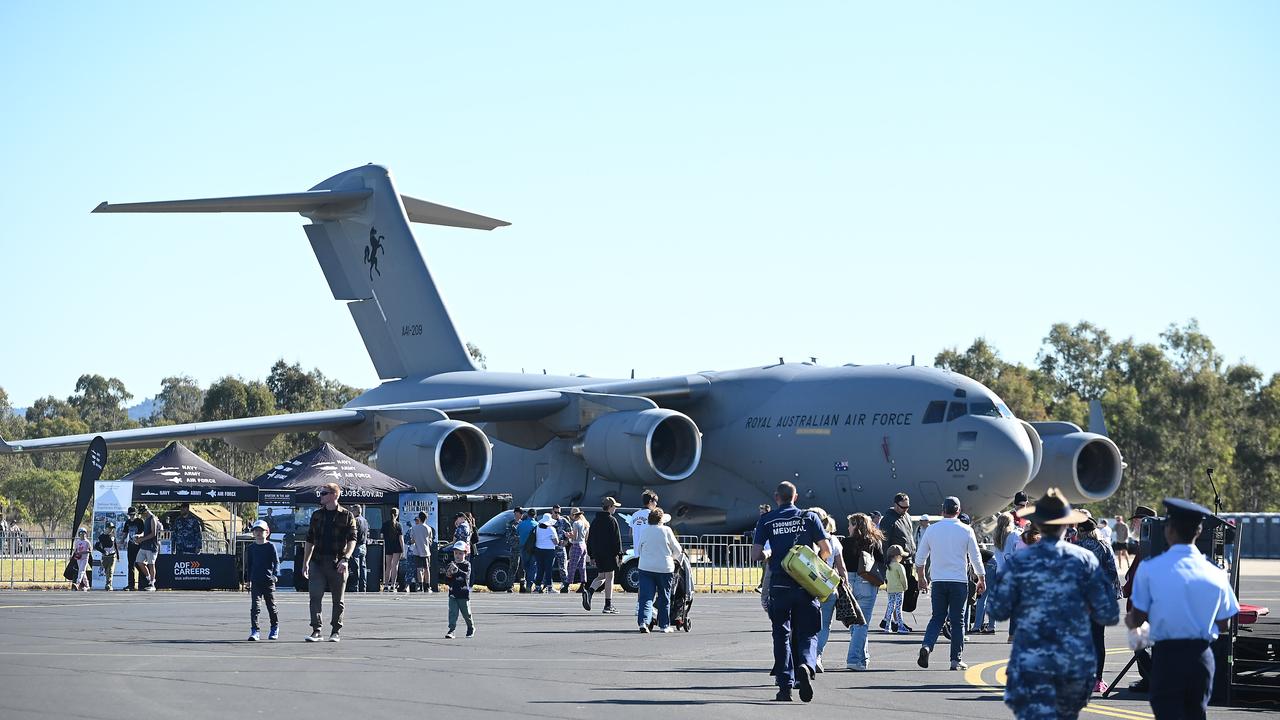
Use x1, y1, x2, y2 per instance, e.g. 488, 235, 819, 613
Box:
935, 320, 1280, 517
2, 323, 1278, 533
0, 361, 361, 535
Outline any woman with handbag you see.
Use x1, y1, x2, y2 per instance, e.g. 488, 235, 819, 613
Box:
810, 508, 848, 673
72, 528, 92, 591
842, 513, 886, 671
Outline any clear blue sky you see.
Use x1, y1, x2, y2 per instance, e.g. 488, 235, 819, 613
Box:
2, 3, 1276, 408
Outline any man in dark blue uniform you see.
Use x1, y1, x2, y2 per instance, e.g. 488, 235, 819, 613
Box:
751, 481, 832, 703
1127, 498, 1239, 720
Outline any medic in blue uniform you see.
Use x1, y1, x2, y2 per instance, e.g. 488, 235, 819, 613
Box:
1127, 498, 1239, 720
751, 480, 831, 703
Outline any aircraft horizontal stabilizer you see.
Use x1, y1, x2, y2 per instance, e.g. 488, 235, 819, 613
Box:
93, 190, 510, 230
400, 194, 510, 230
93, 190, 373, 215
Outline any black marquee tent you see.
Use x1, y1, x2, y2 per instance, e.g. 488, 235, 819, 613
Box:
117, 441, 259, 503
251, 443, 413, 506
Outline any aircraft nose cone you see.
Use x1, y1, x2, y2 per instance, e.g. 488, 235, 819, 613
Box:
979, 421, 1036, 502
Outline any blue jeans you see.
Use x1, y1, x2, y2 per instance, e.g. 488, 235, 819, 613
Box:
351, 544, 367, 592
923, 581, 968, 663
769, 584, 821, 688
972, 591, 991, 630
520, 548, 537, 589
846, 578, 879, 667
817, 591, 838, 658
534, 548, 556, 590
637, 570, 672, 628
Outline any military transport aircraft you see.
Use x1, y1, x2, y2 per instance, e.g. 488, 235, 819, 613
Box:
0, 165, 1123, 533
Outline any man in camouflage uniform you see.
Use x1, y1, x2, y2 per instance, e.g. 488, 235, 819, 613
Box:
505, 507, 525, 593
988, 489, 1120, 720
171, 503, 203, 555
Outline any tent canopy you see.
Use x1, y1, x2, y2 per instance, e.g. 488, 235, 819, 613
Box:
251, 443, 412, 506
116, 441, 259, 503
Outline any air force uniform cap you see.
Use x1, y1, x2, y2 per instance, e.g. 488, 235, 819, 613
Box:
1163, 497, 1214, 523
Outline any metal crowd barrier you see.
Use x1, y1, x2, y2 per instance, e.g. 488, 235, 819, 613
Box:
1, 533, 74, 588
2, 532, 773, 590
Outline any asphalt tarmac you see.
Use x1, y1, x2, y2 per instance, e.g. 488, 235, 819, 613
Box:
0, 566, 1276, 720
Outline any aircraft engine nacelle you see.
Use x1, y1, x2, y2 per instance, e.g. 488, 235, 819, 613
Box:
370, 420, 492, 493
1021, 429, 1123, 505
581, 409, 702, 485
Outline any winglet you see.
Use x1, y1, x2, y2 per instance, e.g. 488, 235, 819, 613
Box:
0, 436, 19, 454
1087, 400, 1108, 436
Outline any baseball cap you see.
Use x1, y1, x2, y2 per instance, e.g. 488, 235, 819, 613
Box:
251, 520, 270, 532
943, 496, 961, 514
447, 541, 469, 553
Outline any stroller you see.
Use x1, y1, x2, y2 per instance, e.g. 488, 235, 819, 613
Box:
642, 552, 695, 631
669, 552, 694, 632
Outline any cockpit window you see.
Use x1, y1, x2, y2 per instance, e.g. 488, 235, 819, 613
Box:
923, 401, 947, 424
996, 402, 1014, 419
969, 400, 1002, 418
946, 401, 967, 421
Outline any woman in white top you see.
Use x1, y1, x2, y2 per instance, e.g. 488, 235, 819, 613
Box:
533, 514, 560, 593
566, 508, 591, 591
811, 508, 849, 673
635, 508, 684, 633
994, 512, 1022, 574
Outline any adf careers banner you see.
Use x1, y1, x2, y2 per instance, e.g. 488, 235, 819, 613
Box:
92, 481, 133, 590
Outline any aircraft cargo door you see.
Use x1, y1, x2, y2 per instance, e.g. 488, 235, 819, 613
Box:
835, 475, 860, 516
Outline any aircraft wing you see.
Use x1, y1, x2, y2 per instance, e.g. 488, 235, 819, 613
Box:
0, 375, 710, 455
0, 390, 578, 455
0, 409, 367, 454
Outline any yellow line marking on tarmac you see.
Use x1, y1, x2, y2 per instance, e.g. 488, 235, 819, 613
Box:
965, 650, 1154, 720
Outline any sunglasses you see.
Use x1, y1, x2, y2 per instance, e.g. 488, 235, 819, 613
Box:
317, 489, 334, 497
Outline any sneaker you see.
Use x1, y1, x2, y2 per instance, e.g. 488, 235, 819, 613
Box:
268, 626, 279, 640
328, 632, 340, 643
639, 625, 650, 633
465, 626, 475, 638
879, 619, 888, 630
846, 663, 867, 671
145, 585, 157, 592
796, 663, 814, 703
897, 625, 911, 634
248, 629, 260, 641
917, 647, 930, 668
445, 629, 456, 639
660, 627, 673, 633
583, 586, 594, 611
772, 689, 793, 702
306, 630, 323, 642
951, 660, 968, 671
1094, 680, 1106, 693
815, 656, 825, 673
602, 605, 618, 614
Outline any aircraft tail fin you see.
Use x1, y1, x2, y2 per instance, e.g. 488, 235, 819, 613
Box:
1087, 399, 1108, 436
93, 165, 509, 379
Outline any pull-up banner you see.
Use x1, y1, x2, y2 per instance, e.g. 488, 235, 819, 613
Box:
73, 437, 108, 534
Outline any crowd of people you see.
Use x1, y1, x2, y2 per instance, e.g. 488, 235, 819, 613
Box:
45, 476, 1241, 718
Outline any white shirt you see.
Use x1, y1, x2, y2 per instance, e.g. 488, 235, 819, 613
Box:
915, 517, 983, 583
636, 523, 683, 573
1098, 524, 1114, 545
1132, 544, 1240, 642
630, 511, 649, 545
535, 525, 559, 550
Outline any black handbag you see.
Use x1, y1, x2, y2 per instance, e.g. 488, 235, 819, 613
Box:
62, 556, 80, 582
